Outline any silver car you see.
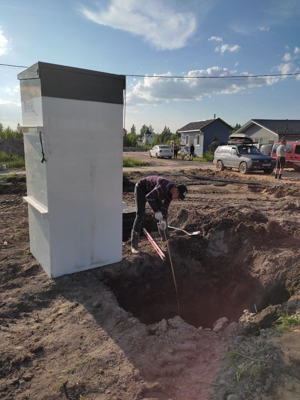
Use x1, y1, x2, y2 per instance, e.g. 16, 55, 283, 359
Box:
213, 143, 276, 174
149, 145, 172, 159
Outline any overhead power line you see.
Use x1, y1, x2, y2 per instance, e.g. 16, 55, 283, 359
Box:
0, 63, 29, 68
1, 62, 300, 79
126, 72, 300, 79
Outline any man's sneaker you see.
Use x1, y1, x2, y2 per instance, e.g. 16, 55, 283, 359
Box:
131, 231, 140, 254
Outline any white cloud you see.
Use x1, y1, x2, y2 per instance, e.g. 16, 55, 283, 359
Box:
275, 46, 300, 75
3, 85, 19, 95
215, 44, 240, 54
208, 36, 240, 54
208, 36, 222, 42
283, 53, 292, 62
0, 28, 9, 56
126, 67, 278, 106
259, 26, 270, 31
276, 62, 294, 75
79, 0, 197, 50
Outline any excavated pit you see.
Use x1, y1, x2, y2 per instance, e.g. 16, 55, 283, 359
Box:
107, 254, 259, 328
106, 228, 292, 329
106, 200, 300, 329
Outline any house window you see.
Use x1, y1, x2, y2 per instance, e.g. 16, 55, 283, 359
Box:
197, 135, 200, 145
186, 136, 189, 145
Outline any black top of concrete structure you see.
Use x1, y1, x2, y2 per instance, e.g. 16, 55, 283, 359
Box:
17, 62, 126, 105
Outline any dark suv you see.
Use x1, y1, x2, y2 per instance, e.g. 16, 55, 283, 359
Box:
213, 134, 276, 174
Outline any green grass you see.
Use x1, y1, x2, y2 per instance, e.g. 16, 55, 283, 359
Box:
0, 152, 25, 169
123, 157, 147, 167
275, 314, 300, 333
183, 151, 214, 162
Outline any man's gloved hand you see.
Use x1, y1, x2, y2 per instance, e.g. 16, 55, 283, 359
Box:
157, 221, 169, 241
157, 219, 167, 231
155, 212, 163, 221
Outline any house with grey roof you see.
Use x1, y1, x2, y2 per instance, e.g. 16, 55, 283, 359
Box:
236, 119, 300, 145
178, 118, 233, 157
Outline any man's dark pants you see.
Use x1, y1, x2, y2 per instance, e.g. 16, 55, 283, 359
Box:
132, 184, 146, 234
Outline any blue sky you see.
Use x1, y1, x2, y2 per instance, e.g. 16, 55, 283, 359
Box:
1, 0, 300, 134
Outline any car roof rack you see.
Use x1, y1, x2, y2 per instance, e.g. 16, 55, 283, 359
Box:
227, 139, 254, 145
228, 133, 253, 144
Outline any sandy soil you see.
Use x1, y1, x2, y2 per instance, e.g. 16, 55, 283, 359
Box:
1, 154, 300, 400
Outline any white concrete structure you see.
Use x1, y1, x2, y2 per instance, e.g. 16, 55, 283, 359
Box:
18, 62, 126, 278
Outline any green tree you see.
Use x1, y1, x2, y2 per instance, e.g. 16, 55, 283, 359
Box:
140, 124, 148, 137
208, 135, 219, 153
232, 123, 241, 132
153, 134, 162, 145
0, 123, 23, 140
130, 124, 136, 135
160, 126, 172, 143
127, 132, 138, 147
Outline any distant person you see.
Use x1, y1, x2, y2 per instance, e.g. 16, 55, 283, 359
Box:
131, 176, 188, 254
173, 143, 178, 158
274, 138, 287, 179
189, 144, 195, 161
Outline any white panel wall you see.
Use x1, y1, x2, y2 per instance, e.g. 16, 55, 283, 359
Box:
39, 97, 123, 277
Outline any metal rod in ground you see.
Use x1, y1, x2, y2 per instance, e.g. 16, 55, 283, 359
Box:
143, 228, 166, 261
164, 230, 180, 317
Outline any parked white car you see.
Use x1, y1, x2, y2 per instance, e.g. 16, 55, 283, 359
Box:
149, 145, 172, 159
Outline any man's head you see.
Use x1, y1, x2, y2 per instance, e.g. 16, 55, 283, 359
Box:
170, 184, 188, 200
281, 138, 286, 144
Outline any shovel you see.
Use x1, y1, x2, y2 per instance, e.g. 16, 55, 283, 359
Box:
168, 226, 201, 236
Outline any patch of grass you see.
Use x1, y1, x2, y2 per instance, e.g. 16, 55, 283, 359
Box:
187, 151, 214, 163
0, 173, 17, 182
202, 151, 214, 162
251, 362, 264, 378
0, 152, 25, 169
225, 349, 268, 383
123, 157, 147, 167
275, 314, 300, 333
226, 351, 239, 360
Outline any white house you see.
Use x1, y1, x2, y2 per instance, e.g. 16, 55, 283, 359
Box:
138, 129, 155, 146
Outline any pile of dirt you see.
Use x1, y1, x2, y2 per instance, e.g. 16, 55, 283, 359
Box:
1, 170, 300, 400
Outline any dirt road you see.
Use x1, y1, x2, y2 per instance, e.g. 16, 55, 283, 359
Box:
123, 150, 300, 181
123, 151, 213, 172
1, 165, 300, 400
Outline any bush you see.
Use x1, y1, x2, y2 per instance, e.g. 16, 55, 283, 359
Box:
0, 152, 25, 169
202, 151, 214, 162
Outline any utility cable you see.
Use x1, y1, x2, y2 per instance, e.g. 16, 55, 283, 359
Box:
1, 63, 300, 80
0, 63, 28, 68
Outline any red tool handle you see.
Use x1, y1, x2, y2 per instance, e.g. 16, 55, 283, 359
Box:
143, 228, 166, 261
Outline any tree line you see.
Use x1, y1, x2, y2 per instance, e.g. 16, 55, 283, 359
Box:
0, 123, 23, 140
123, 123, 241, 148
123, 124, 181, 148
0, 121, 242, 147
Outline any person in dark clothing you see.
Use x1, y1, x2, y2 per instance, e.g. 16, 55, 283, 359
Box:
173, 143, 178, 158
189, 144, 195, 160
131, 176, 188, 254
